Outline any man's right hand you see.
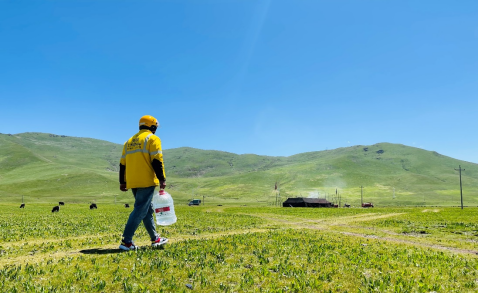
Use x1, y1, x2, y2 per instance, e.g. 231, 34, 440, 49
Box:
160, 181, 166, 190
120, 184, 128, 192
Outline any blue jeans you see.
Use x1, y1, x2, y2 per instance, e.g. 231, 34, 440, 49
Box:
122, 186, 159, 243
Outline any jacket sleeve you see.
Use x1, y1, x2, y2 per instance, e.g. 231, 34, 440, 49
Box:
119, 164, 126, 184
119, 142, 127, 184
149, 136, 166, 181
152, 159, 166, 182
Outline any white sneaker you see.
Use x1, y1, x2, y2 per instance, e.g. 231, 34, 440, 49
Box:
151, 237, 168, 247
119, 240, 138, 251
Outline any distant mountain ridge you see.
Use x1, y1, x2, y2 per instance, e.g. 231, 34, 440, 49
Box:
0, 132, 477, 206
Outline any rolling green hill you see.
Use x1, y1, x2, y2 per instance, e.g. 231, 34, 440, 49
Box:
0, 132, 477, 206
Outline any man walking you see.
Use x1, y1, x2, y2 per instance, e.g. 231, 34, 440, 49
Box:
119, 115, 168, 250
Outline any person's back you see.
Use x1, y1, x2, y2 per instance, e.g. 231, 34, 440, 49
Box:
118, 115, 168, 251
122, 129, 165, 189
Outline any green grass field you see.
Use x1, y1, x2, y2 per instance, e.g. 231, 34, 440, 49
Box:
1, 203, 478, 292
2, 132, 478, 292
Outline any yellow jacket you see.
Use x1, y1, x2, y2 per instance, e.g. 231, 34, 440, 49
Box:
120, 130, 166, 189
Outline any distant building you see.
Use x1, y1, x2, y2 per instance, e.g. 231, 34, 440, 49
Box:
283, 197, 333, 208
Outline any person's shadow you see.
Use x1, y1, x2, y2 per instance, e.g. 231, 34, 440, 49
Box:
80, 248, 125, 255
80, 246, 165, 255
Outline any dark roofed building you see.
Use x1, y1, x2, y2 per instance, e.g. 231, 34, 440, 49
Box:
283, 197, 333, 208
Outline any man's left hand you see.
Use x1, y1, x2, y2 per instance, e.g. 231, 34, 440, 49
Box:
120, 184, 128, 192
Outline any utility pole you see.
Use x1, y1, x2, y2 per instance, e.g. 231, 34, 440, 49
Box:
336, 188, 341, 207
360, 186, 363, 206
203, 195, 205, 205
454, 165, 465, 209
277, 184, 281, 207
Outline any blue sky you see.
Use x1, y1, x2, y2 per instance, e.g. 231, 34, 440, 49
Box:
1, 0, 477, 163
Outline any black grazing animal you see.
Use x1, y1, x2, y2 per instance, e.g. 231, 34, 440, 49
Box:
59, 202, 65, 205
20, 203, 25, 208
124, 203, 130, 208
90, 203, 97, 209
52, 206, 60, 213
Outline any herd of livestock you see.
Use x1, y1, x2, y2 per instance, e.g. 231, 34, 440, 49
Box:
17, 202, 130, 212
16, 201, 373, 212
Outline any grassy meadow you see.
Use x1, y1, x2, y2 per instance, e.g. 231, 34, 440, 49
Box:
1, 203, 478, 292
2, 132, 478, 292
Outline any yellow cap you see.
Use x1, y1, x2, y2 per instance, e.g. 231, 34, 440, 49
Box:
139, 115, 159, 128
